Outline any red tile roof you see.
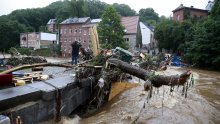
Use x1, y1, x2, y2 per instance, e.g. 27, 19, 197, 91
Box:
121, 16, 139, 34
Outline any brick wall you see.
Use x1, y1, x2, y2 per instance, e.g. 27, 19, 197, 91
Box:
173, 8, 208, 22
60, 24, 90, 58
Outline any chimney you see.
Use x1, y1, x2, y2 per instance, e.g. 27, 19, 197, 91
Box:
191, 6, 194, 8
180, 4, 183, 7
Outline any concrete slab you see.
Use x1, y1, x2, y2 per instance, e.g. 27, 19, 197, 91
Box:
26, 82, 56, 101
0, 86, 41, 111
46, 76, 75, 89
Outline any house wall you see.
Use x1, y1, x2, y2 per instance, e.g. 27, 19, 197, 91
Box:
173, 8, 208, 22
20, 33, 41, 49
40, 40, 56, 48
190, 10, 208, 18
123, 34, 136, 52
47, 24, 56, 32
140, 22, 151, 46
136, 22, 142, 51
173, 10, 184, 22
20, 32, 57, 50
60, 24, 90, 58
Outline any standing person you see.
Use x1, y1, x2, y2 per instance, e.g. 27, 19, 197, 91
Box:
71, 41, 81, 65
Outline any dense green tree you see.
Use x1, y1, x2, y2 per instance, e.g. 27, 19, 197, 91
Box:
155, 20, 180, 52
183, 0, 220, 69
0, 20, 27, 51
69, 0, 89, 17
113, 3, 136, 16
139, 8, 159, 25
98, 6, 128, 49
210, 0, 220, 19
88, 0, 108, 19
184, 19, 220, 69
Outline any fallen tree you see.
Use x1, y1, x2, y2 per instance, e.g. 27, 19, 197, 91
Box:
107, 58, 191, 87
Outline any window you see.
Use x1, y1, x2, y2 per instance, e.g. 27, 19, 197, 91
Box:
84, 30, 87, 35
84, 37, 87, 43
75, 29, 78, 33
124, 38, 129, 41
177, 15, 180, 20
69, 29, 72, 33
79, 28, 82, 33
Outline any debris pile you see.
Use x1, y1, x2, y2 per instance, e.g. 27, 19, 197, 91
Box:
6, 56, 47, 66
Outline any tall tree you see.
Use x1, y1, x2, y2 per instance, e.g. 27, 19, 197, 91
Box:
88, 0, 108, 19
98, 6, 128, 49
0, 20, 27, 51
69, 0, 89, 17
210, 0, 220, 19
139, 8, 159, 25
113, 3, 136, 16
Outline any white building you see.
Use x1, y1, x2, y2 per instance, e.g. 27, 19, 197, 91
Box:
20, 32, 57, 50
206, 1, 214, 12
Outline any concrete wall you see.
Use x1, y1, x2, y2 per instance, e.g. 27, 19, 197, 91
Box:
123, 34, 136, 52
0, 76, 96, 124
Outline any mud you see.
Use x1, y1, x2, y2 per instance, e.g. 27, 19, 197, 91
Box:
78, 66, 220, 124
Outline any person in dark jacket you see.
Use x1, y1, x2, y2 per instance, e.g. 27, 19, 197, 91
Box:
71, 41, 81, 65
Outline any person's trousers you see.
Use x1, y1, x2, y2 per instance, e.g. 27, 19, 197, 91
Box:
72, 56, 78, 65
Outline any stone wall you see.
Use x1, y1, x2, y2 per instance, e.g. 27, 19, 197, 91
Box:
0, 76, 96, 124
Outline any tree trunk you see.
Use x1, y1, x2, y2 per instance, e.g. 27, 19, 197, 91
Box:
107, 58, 191, 87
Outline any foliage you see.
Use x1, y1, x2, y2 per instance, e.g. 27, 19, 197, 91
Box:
154, 20, 185, 52
88, 0, 108, 19
34, 48, 53, 57
16, 47, 32, 55
155, 0, 220, 70
112, 3, 136, 16
210, 0, 220, 20
98, 6, 128, 49
139, 8, 159, 25
184, 19, 220, 69
0, 19, 27, 51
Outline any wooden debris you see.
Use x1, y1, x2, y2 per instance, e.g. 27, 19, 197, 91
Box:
107, 58, 191, 87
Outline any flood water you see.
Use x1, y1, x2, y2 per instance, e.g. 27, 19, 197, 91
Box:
76, 67, 220, 124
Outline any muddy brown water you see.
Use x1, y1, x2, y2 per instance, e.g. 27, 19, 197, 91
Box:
44, 66, 220, 124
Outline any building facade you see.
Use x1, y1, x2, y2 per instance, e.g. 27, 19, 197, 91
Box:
47, 19, 57, 32
206, 1, 214, 12
59, 17, 91, 57
173, 4, 208, 22
121, 16, 142, 52
20, 32, 57, 50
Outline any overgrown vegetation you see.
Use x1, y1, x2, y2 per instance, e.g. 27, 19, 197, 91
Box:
155, 0, 220, 69
98, 6, 128, 49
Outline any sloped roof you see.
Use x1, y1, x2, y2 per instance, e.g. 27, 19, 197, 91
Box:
47, 19, 56, 25
91, 19, 102, 23
172, 4, 208, 12
60, 17, 90, 24
142, 22, 155, 32
121, 16, 139, 34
